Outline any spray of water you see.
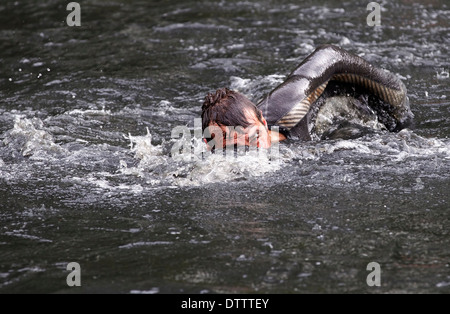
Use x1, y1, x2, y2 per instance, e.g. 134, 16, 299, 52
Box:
121, 128, 283, 186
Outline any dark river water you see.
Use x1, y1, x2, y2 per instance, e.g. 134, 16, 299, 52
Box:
0, 0, 449, 294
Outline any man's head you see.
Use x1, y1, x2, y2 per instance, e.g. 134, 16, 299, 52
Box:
201, 88, 271, 149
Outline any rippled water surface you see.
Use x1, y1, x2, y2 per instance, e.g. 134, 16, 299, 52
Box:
0, 0, 449, 293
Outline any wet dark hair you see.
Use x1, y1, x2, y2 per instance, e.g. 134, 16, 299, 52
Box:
201, 88, 263, 142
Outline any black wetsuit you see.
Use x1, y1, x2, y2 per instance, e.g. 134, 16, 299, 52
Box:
257, 45, 413, 140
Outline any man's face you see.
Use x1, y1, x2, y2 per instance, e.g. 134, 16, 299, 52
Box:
207, 109, 271, 149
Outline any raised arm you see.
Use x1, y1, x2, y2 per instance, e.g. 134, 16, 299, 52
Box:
257, 44, 412, 134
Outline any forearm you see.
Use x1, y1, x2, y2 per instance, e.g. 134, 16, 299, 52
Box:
257, 44, 411, 131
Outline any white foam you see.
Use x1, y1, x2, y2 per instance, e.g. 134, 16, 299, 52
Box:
119, 128, 283, 187
0, 273, 9, 279
18, 266, 46, 273
326, 130, 450, 161
153, 22, 228, 32
124, 127, 165, 164
4, 231, 52, 243
436, 69, 449, 80
44, 78, 70, 86
293, 42, 315, 55
130, 288, 160, 294
230, 76, 251, 91
67, 108, 112, 116
339, 37, 351, 46
436, 282, 450, 288
152, 100, 187, 116
3, 117, 66, 158
118, 122, 450, 189
3, 114, 448, 194
180, 150, 281, 186
230, 74, 284, 99
324, 140, 373, 155
119, 241, 173, 249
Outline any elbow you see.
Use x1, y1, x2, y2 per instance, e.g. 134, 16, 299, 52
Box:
315, 44, 343, 55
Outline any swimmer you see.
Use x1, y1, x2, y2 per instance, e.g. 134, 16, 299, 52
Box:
201, 44, 413, 150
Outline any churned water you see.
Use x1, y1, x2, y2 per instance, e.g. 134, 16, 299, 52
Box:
0, 0, 449, 293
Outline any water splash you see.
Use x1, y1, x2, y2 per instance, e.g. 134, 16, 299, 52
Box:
1, 113, 448, 193
121, 128, 282, 186
2, 117, 66, 158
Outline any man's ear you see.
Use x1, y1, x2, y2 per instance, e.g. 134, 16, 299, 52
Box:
258, 109, 268, 128
262, 117, 268, 128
